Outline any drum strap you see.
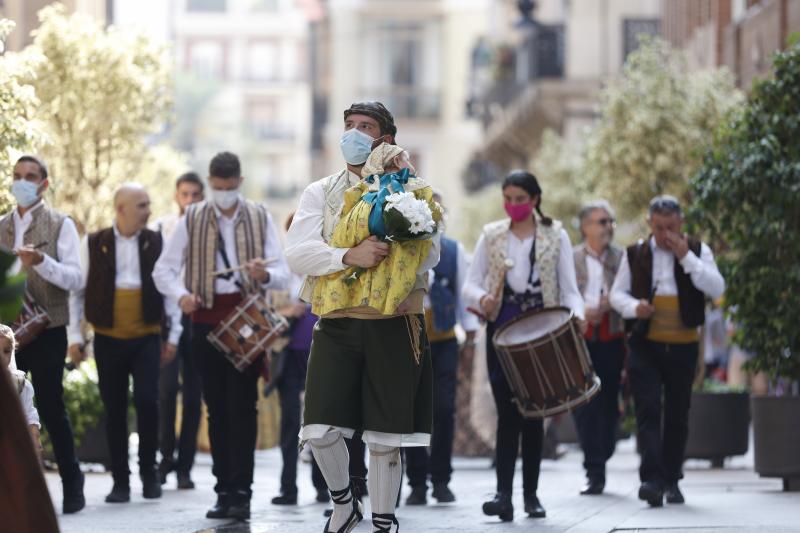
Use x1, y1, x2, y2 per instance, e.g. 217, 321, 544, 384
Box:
217, 232, 243, 291
503, 238, 543, 312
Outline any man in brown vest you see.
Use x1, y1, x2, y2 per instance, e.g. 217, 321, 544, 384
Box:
153, 152, 290, 521
610, 195, 725, 507
0, 155, 86, 514
572, 200, 626, 496
68, 183, 181, 504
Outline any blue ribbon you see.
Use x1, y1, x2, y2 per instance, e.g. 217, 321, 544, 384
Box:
361, 168, 412, 239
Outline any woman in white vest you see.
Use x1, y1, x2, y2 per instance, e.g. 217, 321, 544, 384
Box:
463, 170, 584, 522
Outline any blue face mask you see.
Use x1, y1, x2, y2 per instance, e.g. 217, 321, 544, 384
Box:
11, 180, 41, 208
340, 128, 375, 166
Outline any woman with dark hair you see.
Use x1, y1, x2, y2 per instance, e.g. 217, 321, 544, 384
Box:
463, 170, 585, 522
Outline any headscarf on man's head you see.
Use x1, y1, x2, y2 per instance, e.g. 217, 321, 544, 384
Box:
344, 101, 397, 139
361, 143, 406, 180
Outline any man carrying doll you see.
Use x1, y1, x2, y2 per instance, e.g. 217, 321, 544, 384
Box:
285, 101, 440, 533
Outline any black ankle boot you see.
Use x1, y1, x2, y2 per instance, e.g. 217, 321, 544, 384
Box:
227, 490, 251, 521
524, 493, 546, 518
405, 485, 427, 505
63, 471, 86, 514
482, 492, 513, 522
141, 468, 162, 499
105, 481, 131, 503
206, 492, 229, 519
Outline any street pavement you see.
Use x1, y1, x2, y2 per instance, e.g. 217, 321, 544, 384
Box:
48, 438, 800, 533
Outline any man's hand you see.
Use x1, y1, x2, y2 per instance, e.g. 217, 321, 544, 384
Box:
279, 302, 308, 319
245, 258, 271, 283
67, 344, 87, 367
29, 426, 43, 461
396, 296, 413, 315
665, 231, 689, 259
577, 318, 589, 335
635, 299, 656, 319
179, 294, 201, 314
585, 307, 602, 325
480, 294, 499, 317
14, 245, 44, 268
343, 236, 389, 269
161, 343, 178, 367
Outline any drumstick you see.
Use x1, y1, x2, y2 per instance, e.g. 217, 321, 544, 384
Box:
212, 257, 280, 277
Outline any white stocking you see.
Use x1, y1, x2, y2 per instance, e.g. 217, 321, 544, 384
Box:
368, 443, 402, 532
310, 432, 352, 531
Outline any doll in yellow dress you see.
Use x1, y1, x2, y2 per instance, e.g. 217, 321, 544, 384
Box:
312, 143, 441, 317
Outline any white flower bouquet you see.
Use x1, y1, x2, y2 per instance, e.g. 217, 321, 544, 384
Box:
343, 191, 440, 285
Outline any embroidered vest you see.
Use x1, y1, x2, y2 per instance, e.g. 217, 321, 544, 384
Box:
184, 200, 268, 309
482, 215, 561, 322
573, 243, 624, 336
0, 204, 70, 327
85, 227, 164, 330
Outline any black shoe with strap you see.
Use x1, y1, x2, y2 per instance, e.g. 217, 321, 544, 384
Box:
324, 484, 363, 533
372, 513, 399, 533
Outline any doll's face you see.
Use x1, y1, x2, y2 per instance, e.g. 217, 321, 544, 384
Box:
0, 337, 13, 368
386, 151, 416, 176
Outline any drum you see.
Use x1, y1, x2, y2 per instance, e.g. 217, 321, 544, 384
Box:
12, 293, 50, 350
207, 293, 289, 372
492, 307, 600, 419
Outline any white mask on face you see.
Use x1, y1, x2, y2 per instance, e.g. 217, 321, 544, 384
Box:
11, 180, 41, 208
211, 189, 239, 210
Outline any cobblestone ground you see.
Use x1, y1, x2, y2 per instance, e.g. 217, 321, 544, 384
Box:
49, 439, 800, 533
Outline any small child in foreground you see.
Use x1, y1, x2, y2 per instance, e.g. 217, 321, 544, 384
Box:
0, 324, 43, 458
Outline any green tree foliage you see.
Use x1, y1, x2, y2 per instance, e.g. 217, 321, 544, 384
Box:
583, 37, 742, 221
0, 20, 45, 213
689, 44, 800, 385
19, 5, 175, 232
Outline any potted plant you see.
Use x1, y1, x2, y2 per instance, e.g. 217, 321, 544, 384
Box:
685, 380, 750, 467
690, 42, 800, 491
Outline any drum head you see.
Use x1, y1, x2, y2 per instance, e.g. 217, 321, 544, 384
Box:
494, 308, 572, 347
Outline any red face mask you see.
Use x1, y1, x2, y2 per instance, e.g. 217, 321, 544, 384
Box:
504, 202, 533, 222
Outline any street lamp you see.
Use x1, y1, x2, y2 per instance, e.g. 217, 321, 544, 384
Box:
514, 0, 540, 84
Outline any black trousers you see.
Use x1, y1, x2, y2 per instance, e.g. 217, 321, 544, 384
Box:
16, 326, 81, 484
276, 348, 326, 495
94, 333, 161, 484
486, 324, 543, 496
573, 338, 625, 482
628, 339, 698, 485
159, 315, 202, 474
406, 337, 459, 489
193, 323, 260, 498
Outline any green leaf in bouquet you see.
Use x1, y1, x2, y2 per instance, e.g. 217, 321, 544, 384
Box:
383, 206, 412, 236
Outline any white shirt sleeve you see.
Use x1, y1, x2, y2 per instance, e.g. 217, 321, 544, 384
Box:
456, 243, 480, 332
153, 216, 191, 303
417, 230, 441, 275
262, 212, 290, 291
284, 181, 349, 277
20, 379, 40, 428
67, 237, 90, 346
32, 217, 83, 291
557, 229, 585, 320
610, 251, 640, 319
164, 294, 183, 345
679, 243, 726, 300
19, 379, 42, 428
462, 232, 489, 313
